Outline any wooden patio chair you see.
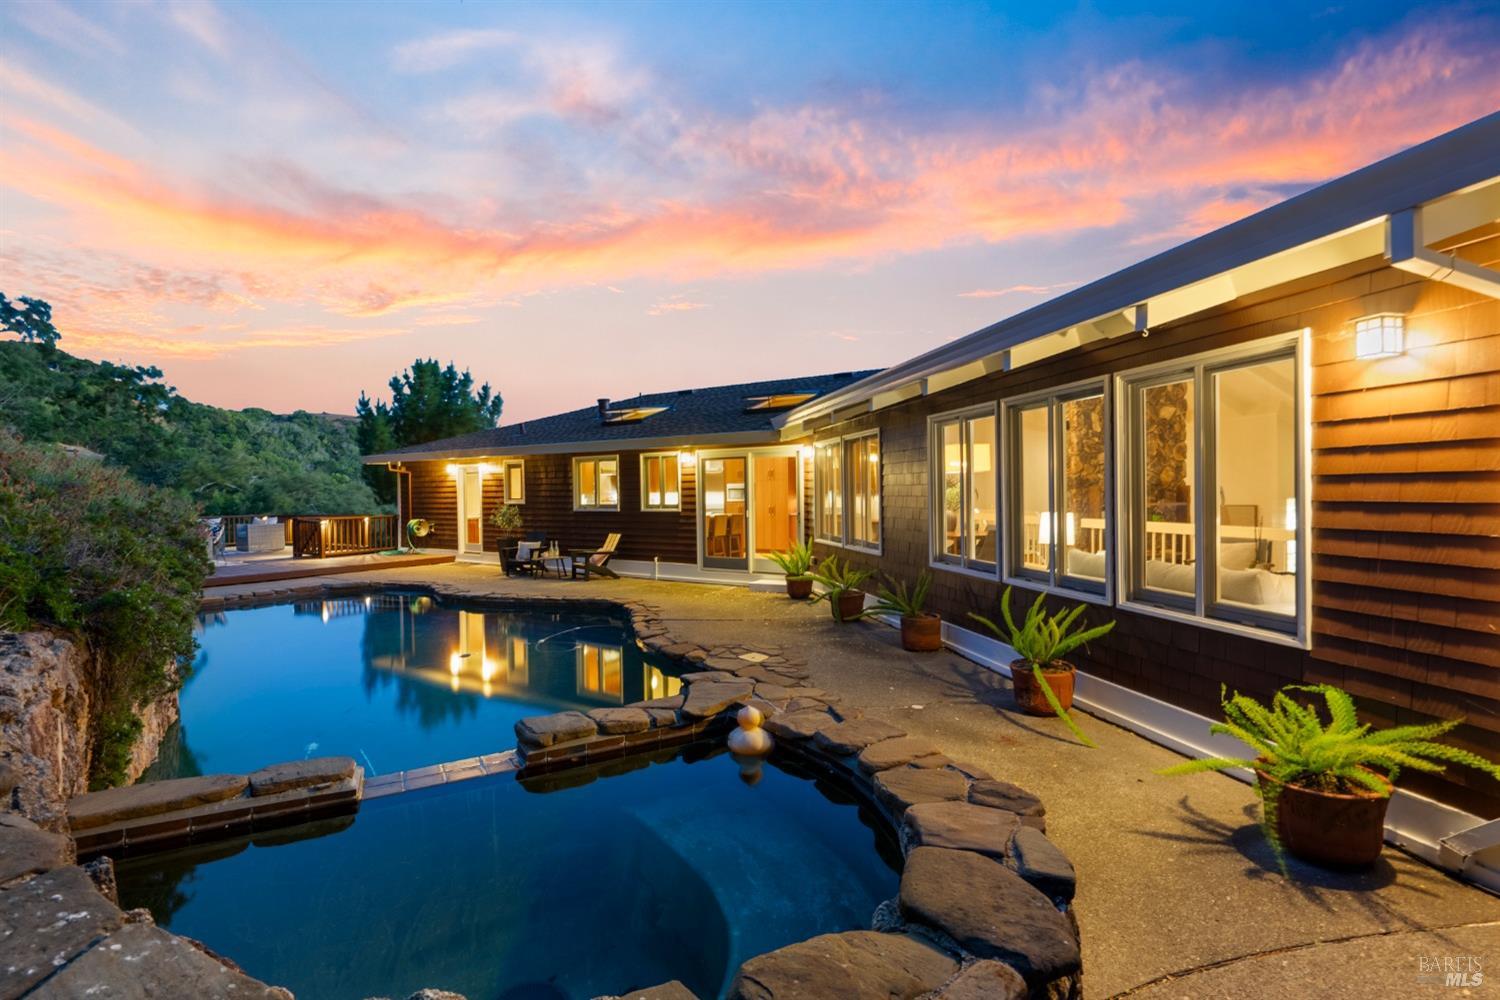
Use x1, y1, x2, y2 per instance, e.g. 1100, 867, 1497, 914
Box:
571, 533, 622, 580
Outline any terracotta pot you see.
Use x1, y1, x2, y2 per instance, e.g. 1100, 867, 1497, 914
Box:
1010, 659, 1075, 715
833, 590, 866, 622
785, 576, 813, 600
1255, 767, 1392, 868
900, 613, 942, 652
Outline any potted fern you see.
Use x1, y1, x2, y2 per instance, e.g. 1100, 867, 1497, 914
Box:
809, 555, 874, 623
1161, 684, 1500, 868
868, 573, 941, 651
768, 539, 816, 599
970, 587, 1114, 747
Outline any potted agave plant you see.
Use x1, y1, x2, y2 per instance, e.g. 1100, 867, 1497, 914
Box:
809, 555, 874, 623
868, 573, 941, 652
971, 586, 1114, 748
1161, 683, 1500, 868
768, 539, 816, 599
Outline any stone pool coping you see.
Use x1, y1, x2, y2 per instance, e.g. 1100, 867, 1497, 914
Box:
5, 579, 1082, 998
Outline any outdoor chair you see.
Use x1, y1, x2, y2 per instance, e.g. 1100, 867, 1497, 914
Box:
570, 533, 622, 580
503, 534, 548, 576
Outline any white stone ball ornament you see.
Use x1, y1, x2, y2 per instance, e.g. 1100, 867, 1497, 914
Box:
727, 705, 774, 756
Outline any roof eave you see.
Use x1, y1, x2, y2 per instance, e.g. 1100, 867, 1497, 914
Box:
363, 428, 786, 465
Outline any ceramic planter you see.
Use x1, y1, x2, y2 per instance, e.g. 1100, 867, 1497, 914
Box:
900, 613, 942, 652
833, 590, 866, 622
1255, 766, 1392, 868
785, 576, 813, 600
1009, 659, 1075, 715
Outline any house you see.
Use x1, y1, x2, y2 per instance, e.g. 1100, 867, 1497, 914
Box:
363, 371, 876, 583
367, 112, 1499, 824
781, 112, 1500, 821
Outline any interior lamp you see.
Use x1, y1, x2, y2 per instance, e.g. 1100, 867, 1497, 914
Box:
1284, 497, 1298, 569
1037, 510, 1052, 546
1354, 314, 1404, 359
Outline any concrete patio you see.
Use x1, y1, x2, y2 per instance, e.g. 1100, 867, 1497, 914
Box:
202, 562, 1499, 999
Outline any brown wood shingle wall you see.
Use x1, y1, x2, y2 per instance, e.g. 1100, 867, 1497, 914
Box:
812, 254, 1500, 815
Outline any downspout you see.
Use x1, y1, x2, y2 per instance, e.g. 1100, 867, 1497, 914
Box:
385, 462, 411, 547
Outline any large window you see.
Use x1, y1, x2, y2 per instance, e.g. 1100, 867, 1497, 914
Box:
931, 407, 997, 571
845, 433, 881, 550
814, 439, 842, 541
1121, 343, 1300, 633
1006, 385, 1107, 594
640, 453, 681, 511
573, 456, 620, 510
813, 433, 881, 550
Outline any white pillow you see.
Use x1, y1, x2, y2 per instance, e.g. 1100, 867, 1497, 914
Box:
1066, 547, 1107, 580
1145, 560, 1195, 594
1220, 541, 1258, 570
1218, 567, 1267, 605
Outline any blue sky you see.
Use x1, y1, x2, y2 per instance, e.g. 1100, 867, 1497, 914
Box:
1, 0, 1497, 418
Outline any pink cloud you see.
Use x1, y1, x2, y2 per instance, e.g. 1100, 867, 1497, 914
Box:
959, 282, 1077, 299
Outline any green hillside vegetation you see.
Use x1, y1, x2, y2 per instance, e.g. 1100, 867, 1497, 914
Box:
0, 340, 381, 515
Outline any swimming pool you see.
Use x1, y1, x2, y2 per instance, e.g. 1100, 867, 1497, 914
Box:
118, 747, 900, 999
149, 591, 684, 779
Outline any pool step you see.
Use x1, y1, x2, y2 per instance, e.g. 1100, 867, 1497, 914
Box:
68, 756, 364, 860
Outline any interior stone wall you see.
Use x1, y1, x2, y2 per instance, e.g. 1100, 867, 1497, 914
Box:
1143, 382, 1191, 520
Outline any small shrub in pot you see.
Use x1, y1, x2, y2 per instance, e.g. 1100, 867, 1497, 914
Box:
767, 539, 816, 599
868, 573, 941, 651
1160, 683, 1500, 868
970, 586, 1114, 747
809, 555, 874, 623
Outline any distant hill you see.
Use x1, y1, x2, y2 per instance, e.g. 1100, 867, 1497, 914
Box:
0, 341, 383, 516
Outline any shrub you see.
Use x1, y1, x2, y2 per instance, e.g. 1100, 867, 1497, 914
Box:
0, 430, 209, 788
1159, 683, 1500, 858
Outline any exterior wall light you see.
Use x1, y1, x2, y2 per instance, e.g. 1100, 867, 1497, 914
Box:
444, 463, 460, 475
1354, 314, 1404, 359
678, 450, 695, 465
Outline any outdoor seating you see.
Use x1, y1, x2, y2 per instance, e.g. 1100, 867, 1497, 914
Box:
570, 533, 622, 579
503, 535, 548, 576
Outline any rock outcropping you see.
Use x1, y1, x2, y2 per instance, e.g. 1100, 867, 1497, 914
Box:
0, 630, 178, 830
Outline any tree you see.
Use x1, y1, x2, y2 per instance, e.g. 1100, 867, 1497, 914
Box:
0, 294, 61, 350
355, 359, 504, 502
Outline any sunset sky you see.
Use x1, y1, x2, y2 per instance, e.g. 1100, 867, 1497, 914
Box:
3, 1, 1498, 421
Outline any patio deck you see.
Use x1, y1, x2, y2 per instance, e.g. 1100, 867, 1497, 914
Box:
202, 562, 1500, 999
203, 549, 454, 588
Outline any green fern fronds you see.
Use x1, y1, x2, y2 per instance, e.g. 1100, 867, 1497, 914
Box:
1159, 682, 1500, 864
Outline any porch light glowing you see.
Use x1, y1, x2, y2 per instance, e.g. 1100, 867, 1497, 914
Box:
445, 464, 460, 475
678, 450, 695, 464
1354, 314, 1404, 359
799, 445, 815, 459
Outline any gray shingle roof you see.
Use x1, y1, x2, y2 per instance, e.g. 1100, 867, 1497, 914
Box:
366, 370, 878, 461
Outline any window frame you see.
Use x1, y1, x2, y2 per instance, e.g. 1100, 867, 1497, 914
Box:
639, 452, 683, 512
1114, 331, 1308, 647
500, 459, 525, 504
572, 454, 621, 512
927, 403, 999, 578
1000, 377, 1112, 604
812, 436, 845, 545
811, 430, 883, 553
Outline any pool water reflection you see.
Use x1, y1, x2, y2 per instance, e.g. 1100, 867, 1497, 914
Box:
118, 748, 901, 1000
149, 592, 683, 779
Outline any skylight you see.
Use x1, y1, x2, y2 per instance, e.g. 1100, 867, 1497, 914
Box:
601, 406, 669, 424
744, 392, 816, 412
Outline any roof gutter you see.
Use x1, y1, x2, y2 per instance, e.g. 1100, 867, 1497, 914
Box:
363, 428, 782, 464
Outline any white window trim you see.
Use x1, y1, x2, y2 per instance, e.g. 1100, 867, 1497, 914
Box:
927, 403, 999, 578
812, 436, 846, 547
1112, 330, 1310, 649
639, 452, 683, 512
572, 454, 621, 512
812, 430, 883, 554
844, 429, 883, 554
1000, 376, 1113, 605
501, 459, 525, 504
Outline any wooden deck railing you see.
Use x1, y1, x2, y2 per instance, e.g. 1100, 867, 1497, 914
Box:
290, 515, 398, 558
